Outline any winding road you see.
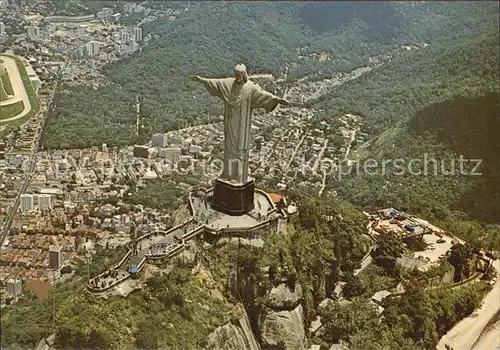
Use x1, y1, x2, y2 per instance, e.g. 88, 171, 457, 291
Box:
0, 54, 32, 123
437, 260, 500, 350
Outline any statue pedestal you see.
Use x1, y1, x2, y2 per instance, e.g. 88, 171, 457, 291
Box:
211, 178, 255, 215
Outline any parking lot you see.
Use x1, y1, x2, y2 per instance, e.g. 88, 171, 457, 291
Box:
371, 208, 459, 269
417, 231, 454, 263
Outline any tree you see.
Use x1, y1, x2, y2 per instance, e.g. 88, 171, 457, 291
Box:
405, 235, 427, 252
320, 299, 381, 344
106, 196, 120, 206
372, 234, 404, 275
342, 273, 364, 300
448, 243, 475, 282
60, 265, 72, 274
134, 320, 159, 349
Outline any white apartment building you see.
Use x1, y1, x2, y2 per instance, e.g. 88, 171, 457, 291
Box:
20, 194, 34, 212
85, 41, 100, 56
38, 194, 52, 210
27, 25, 40, 38
6, 279, 22, 297
134, 27, 142, 42
120, 31, 130, 43
152, 133, 168, 148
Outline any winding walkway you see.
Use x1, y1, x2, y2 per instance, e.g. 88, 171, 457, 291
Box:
0, 54, 32, 123
87, 189, 284, 294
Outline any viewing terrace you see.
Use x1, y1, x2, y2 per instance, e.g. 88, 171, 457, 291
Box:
87, 187, 293, 295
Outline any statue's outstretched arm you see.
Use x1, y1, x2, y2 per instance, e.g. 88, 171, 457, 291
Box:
277, 97, 290, 106
190, 75, 205, 83
190, 76, 230, 99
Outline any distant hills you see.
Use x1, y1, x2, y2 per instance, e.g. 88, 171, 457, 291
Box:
410, 92, 500, 223
44, 1, 499, 149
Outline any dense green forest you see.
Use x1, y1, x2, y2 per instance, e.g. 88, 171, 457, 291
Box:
316, 29, 499, 134
125, 178, 185, 212
213, 197, 489, 349
44, 1, 498, 149
328, 30, 499, 238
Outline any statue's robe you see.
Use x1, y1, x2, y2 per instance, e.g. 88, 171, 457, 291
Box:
200, 77, 280, 183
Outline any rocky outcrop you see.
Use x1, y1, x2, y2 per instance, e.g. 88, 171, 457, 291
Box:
205, 314, 260, 350
201, 237, 308, 349
35, 333, 55, 350
265, 282, 303, 310
260, 304, 306, 350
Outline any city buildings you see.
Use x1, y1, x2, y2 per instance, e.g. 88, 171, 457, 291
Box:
134, 27, 143, 42
133, 145, 149, 158
49, 246, 63, 270
189, 145, 202, 154
0, 141, 5, 160
85, 41, 100, 56
27, 25, 40, 38
20, 194, 34, 212
38, 194, 52, 211
6, 279, 22, 297
160, 147, 182, 162
110, 13, 121, 23
168, 135, 184, 146
120, 32, 130, 44
0, 0, 192, 304
152, 133, 168, 148
97, 7, 113, 20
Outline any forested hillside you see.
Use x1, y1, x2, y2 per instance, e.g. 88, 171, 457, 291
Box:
316, 29, 499, 134
410, 92, 500, 223
330, 29, 499, 246
44, 1, 499, 149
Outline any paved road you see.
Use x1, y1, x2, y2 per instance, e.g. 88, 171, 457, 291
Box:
436, 260, 500, 350
0, 65, 62, 246
0, 54, 32, 123
472, 320, 500, 350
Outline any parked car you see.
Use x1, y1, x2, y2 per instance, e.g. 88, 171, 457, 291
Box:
437, 239, 446, 244
404, 224, 416, 232
486, 251, 498, 260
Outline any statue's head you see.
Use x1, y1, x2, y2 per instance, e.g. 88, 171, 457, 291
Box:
234, 63, 248, 85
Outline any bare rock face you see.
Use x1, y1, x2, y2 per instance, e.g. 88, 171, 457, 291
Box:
265, 282, 303, 310
35, 333, 55, 350
260, 304, 306, 350
205, 314, 260, 350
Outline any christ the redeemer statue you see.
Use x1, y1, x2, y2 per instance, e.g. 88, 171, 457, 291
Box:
191, 64, 289, 184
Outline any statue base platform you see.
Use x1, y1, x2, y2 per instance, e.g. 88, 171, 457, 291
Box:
211, 178, 255, 215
